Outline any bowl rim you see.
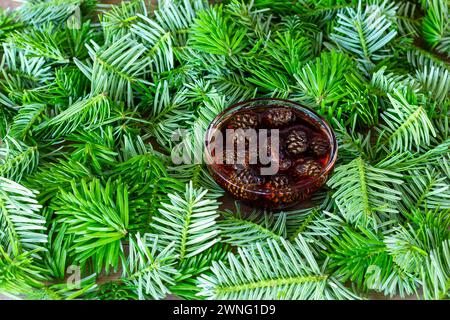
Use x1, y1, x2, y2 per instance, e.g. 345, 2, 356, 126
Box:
204, 98, 338, 194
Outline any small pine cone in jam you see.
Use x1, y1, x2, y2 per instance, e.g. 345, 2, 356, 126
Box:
271, 150, 292, 172
310, 134, 329, 157
227, 112, 258, 129
265, 175, 298, 205
286, 130, 308, 155
263, 136, 292, 173
228, 169, 264, 200
265, 175, 290, 189
293, 159, 322, 179
262, 108, 295, 128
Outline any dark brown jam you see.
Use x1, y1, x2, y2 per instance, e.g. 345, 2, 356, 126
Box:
209, 105, 333, 208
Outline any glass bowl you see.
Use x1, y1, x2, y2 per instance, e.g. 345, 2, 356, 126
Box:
204, 98, 337, 210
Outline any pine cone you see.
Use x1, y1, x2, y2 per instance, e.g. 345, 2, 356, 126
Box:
222, 148, 250, 170
265, 175, 297, 205
293, 159, 322, 178
263, 136, 291, 172
227, 112, 258, 129
266, 189, 298, 206
263, 108, 295, 128
276, 153, 292, 172
286, 130, 308, 155
310, 134, 329, 156
266, 175, 290, 189
228, 169, 264, 200
260, 136, 292, 173
231, 169, 263, 185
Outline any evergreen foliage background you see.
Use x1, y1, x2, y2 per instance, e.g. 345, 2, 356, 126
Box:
0, 0, 449, 300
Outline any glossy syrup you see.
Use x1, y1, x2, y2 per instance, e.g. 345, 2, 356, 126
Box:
219, 108, 328, 169
205, 100, 337, 209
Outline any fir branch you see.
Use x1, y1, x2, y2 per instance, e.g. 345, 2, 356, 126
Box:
44, 223, 72, 279
80, 35, 151, 106
65, 127, 118, 173
267, 31, 313, 76
226, 0, 272, 40
197, 237, 359, 300
406, 45, 450, 71
25, 274, 97, 300
169, 163, 225, 200
277, 191, 333, 238
383, 208, 450, 278
151, 182, 221, 261
154, 0, 201, 43
439, 154, 450, 180
189, 5, 248, 56
370, 66, 421, 97
294, 51, 354, 108
116, 134, 153, 162
0, 177, 47, 254
1, 42, 54, 85
9, 23, 69, 63
377, 91, 436, 152
51, 66, 90, 103
421, 239, 450, 300
334, 119, 375, 162
246, 61, 292, 97
422, 0, 449, 56
0, 9, 23, 41
0, 43, 54, 104
327, 156, 404, 228
397, 168, 450, 211
206, 69, 257, 103
396, 1, 422, 37
121, 233, 178, 300
86, 280, 137, 300
166, 84, 226, 198
288, 209, 344, 255
17, 0, 82, 26
101, 0, 148, 42
146, 80, 192, 148
111, 151, 169, 188
131, 0, 202, 74
110, 151, 184, 232
36, 92, 112, 138
415, 64, 450, 105
25, 158, 94, 204
219, 204, 287, 247
171, 243, 230, 300
329, 1, 398, 71
52, 178, 129, 273
329, 226, 420, 297
131, 14, 175, 75
0, 136, 39, 181
376, 139, 450, 173
0, 247, 47, 298
9, 103, 46, 140
64, 20, 98, 60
